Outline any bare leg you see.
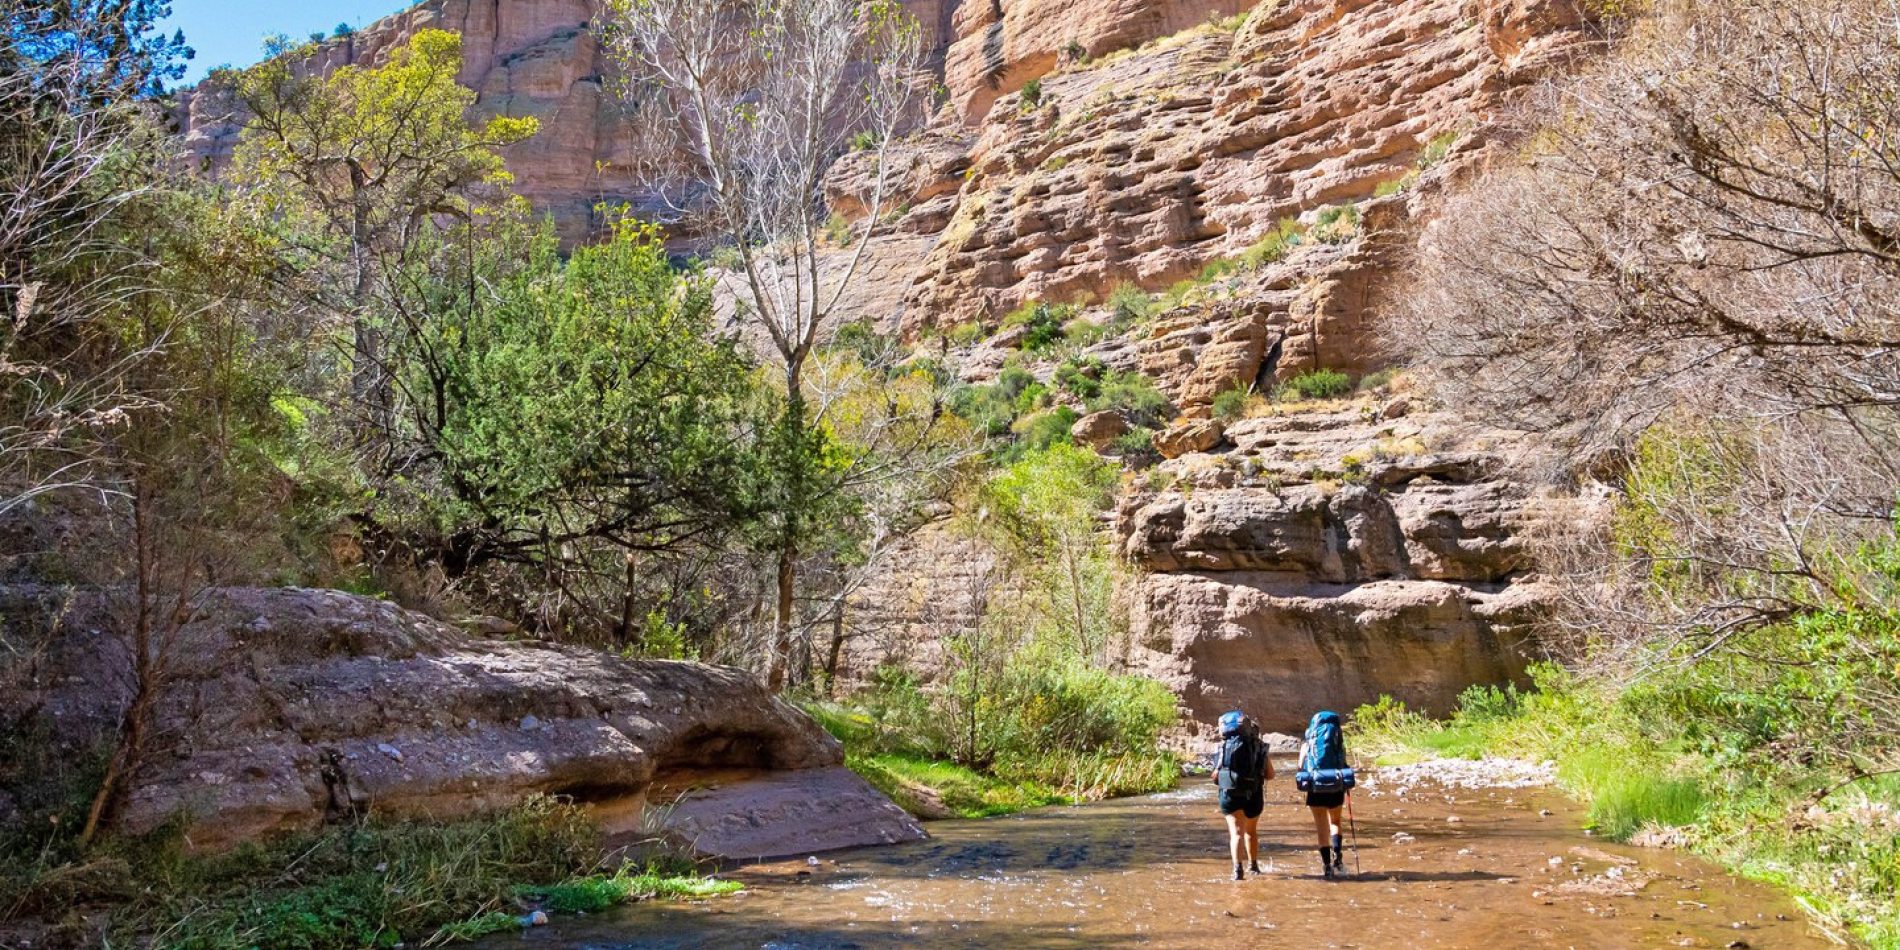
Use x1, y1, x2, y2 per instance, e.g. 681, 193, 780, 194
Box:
1309, 806, 1332, 848
1242, 814, 1260, 868
1225, 812, 1246, 867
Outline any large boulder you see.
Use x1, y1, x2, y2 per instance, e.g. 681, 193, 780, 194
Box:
1117, 409, 1555, 731
0, 586, 923, 857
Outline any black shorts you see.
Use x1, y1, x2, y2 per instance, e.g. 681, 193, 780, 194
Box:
1305, 790, 1346, 809
1219, 785, 1264, 818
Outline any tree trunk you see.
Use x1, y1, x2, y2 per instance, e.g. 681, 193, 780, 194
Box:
823, 606, 846, 698
769, 540, 796, 691
348, 172, 387, 442
767, 383, 806, 692
80, 481, 158, 846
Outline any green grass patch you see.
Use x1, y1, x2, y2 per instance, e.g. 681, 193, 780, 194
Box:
1354, 659, 1900, 946
0, 794, 737, 949
1274, 369, 1354, 401
850, 752, 1069, 818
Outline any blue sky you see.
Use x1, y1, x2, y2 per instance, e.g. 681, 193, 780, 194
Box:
162, 0, 416, 83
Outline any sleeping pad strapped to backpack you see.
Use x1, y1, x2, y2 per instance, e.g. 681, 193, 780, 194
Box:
1216, 711, 1266, 792
1296, 710, 1356, 793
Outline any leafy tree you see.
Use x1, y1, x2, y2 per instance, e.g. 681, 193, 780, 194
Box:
232, 29, 536, 441
371, 208, 775, 642
979, 444, 1123, 663
601, 0, 931, 690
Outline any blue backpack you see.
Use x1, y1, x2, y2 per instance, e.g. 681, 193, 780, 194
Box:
1296, 710, 1356, 793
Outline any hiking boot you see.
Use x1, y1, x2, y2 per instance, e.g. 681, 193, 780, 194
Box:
1234, 864, 1245, 881
1332, 845, 1345, 870
1318, 849, 1335, 880
1249, 860, 1263, 875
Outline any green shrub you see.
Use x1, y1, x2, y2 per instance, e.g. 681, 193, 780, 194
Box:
1312, 204, 1361, 243
945, 321, 986, 346
822, 211, 851, 244
1055, 356, 1106, 399
1197, 257, 1239, 284
1211, 385, 1252, 421
1107, 283, 1155, 322
1238, 217, 1306, 269
1373, 174, 1416, 198
1275, 369, 1353, 401
1112, 426, 1156, 458
1356, 367, 1397, 391
1021, 78, 1043, 109
1062, 316, 1115, 348
1417, 131, 1458, 169
948, 371, 1031, 438
850, 129, 879, 151
1002, 301, 1073, 352
1087, 370, 1171, 429
1011, 406, 1081, 452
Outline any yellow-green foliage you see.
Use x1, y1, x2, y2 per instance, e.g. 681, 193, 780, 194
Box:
234, 30, 537, 226
1416, 131, 1459, 170
1239, 217, 1308, 268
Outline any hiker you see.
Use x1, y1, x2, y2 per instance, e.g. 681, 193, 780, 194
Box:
1214, 710, 1271, 880
1295, 709, 1356, 879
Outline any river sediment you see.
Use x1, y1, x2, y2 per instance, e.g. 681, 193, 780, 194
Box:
501, 762, 1827, 948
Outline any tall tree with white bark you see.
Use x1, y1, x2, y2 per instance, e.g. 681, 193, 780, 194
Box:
599, 0, 928, 690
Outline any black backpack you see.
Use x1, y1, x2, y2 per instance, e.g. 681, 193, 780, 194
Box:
1215, 713, 1264, 790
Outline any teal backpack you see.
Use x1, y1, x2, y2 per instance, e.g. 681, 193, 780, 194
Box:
1296, 710, 1356, 793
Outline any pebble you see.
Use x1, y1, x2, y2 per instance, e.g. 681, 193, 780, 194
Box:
1446, 815, 1463, 823
376, 742, 403, 762
520, 714, 541, 730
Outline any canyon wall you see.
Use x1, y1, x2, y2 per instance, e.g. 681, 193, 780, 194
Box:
173, 0, 1244, 243
176, 0, 1599, 734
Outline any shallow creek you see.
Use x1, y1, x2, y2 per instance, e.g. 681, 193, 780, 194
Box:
502, 764, 1831, 949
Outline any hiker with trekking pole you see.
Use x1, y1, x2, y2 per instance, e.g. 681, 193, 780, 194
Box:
1295, 710, 1359, 880
1213, 710, 1271, 881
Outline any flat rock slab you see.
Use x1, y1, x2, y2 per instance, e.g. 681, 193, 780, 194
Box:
662, 766, 927, 861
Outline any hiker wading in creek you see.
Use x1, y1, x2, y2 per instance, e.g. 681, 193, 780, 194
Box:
1296, 709, 1358, 879
1213, 710, 1271, 880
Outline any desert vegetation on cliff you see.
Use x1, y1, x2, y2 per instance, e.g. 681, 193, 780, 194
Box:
1388, 0, 1900, 941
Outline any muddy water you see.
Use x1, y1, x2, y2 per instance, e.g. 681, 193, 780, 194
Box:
503, 768, 1830, 949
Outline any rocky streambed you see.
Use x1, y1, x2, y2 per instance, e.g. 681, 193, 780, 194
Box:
497, 759, 1826, 949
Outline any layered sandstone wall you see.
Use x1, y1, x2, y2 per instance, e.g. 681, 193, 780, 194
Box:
1119, 407, 1553, 732
870, 0, 1594, 338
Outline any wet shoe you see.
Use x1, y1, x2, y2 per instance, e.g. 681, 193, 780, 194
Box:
1249, 861, 1263, 875
1233, 864, 1245, 881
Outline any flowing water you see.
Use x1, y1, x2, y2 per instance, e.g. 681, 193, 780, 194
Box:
500, 766, 1832, 949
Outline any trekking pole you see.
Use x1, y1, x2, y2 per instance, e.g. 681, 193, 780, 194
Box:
1345, 789, 1362, 875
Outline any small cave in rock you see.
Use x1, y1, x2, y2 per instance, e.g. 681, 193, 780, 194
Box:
658, 726, 781, 774
1254, 336, 1284, 390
